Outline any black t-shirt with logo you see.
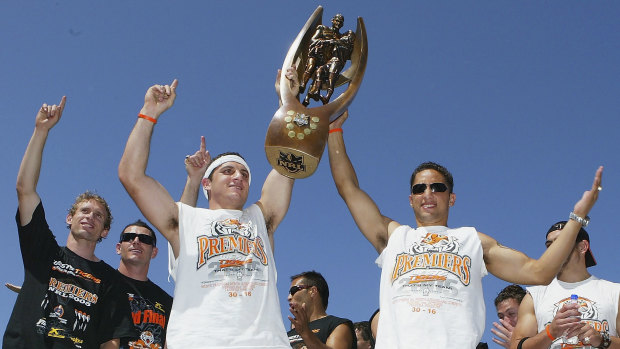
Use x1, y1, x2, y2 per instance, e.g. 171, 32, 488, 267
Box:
3, 202, 135, 349
118, 274, 172, 349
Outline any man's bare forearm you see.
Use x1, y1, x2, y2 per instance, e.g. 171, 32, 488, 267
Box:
179, 175, 201, 207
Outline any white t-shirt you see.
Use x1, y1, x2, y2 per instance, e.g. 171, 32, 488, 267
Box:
528, 276, 620, 349
166, 202, 289, 348
375, 225, 487, 348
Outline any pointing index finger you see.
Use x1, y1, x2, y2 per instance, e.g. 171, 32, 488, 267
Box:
59, 96, 67, 110
200, 136, 206, 152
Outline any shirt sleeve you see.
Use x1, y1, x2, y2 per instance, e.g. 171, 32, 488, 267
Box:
16, 201, 59, 272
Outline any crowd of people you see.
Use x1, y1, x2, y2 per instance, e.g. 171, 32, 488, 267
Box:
4, 67, 618, 349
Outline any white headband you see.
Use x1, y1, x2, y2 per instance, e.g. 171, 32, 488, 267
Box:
202, 155, 251, 200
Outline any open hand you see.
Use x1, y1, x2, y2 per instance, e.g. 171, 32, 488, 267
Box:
491, 318, 513, 348
573, 166, 603, 218
288, 302, 310, 337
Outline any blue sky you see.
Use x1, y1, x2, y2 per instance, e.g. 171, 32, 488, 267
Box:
1, 1, 619, 346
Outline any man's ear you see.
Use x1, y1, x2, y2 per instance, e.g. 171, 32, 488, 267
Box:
151, 246, 159, 259
115, 243, 122, 255
579, 240, 590, 254
100, 229, 109, 240
66, 214, 72, 226
449, 193, 456, 207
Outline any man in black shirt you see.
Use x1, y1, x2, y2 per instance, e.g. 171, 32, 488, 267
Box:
116, 220, 172, 349
287, 271, 356, 349
5, 97, 134, 349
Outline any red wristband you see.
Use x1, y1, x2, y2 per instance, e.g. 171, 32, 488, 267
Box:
138, 113, 157, 124
545, 324, 555, 341
329, 128, 343, 134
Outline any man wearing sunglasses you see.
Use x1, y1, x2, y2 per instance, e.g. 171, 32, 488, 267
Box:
119, 73, 298, 348
510, 223, 619, 349
287, 271, 356, 349
327, 112, 603, 348
6, 97, 134, 348
116, 220, 172, 349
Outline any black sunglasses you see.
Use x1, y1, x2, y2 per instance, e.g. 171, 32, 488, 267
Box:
289, 285, 312, 296
120, 232, 155, 246
411, 182, 448, 195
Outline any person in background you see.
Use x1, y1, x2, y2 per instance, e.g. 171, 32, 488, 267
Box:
510, 222, 619, 349
493, 284, 527, 348
287, 271, 356, 349
116, 220, 172, 349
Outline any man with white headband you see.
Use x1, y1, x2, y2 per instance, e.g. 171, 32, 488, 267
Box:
119, 69, 298, 348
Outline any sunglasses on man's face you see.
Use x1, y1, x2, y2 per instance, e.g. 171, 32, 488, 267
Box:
120, 232, 155, 246
289, 285, 312, 296
410, 182, 448, 195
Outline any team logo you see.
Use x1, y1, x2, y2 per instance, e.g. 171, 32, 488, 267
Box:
212, 219, 256, 239
391, 232, 471, 285
128, 330, 162, 349
410, 232, 460, 254
53, 305, 64, 318
196, 218, 268, 270
277, 152, 306, 174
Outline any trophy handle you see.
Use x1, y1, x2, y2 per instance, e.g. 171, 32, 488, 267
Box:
279, 6, 323, 107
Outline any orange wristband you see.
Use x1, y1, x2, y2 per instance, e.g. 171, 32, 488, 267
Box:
545, 324, 555, 341
329, 128, 343, 134
138, 113, 157, 124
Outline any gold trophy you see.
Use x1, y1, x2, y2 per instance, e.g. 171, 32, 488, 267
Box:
265, 6, 367, 178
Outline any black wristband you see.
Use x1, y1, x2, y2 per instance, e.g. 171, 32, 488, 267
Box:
517, 337, 530, 349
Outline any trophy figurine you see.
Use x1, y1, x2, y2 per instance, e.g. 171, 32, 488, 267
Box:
265, 6, 368, 179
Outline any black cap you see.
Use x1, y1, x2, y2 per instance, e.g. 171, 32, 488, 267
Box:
546, 221, 596, 267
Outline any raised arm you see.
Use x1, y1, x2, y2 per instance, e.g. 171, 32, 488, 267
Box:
256, 170, 294, 243
483, 166, 603, 285
180, 136, 210, 206
16, 97, 66, 225
510, 293, 582, 349
119, 80, 181, 255
327, 112, 398, 254
257, 68, 298, 245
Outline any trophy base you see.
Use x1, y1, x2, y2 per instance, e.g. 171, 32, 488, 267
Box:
265, 146, 319, 179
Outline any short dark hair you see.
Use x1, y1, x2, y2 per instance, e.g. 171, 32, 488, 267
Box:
410, 162, 454, 193
120, 219, 157, 246
207, 152, 246, 180
354, 321, 374, 347
494, 284, 526, 307
290, 270, 329, 309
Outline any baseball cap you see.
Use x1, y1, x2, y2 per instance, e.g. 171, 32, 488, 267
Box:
546, 221, 596, 267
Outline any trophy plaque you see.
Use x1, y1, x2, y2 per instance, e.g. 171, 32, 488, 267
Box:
265, 6, 368, 179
